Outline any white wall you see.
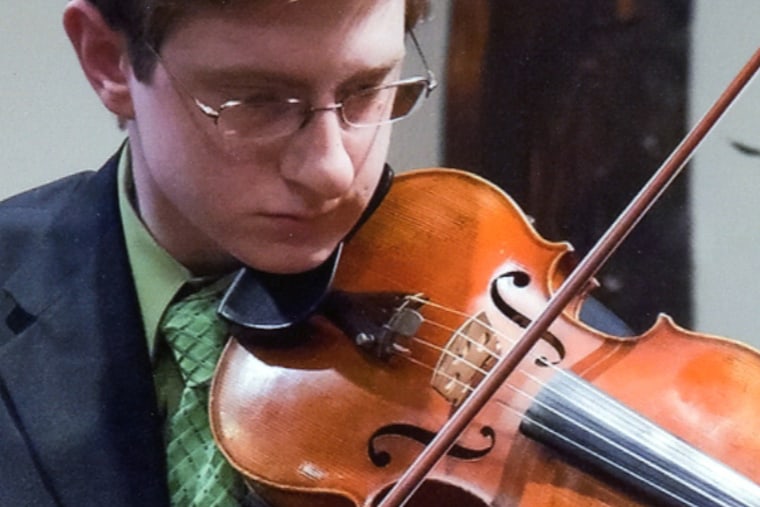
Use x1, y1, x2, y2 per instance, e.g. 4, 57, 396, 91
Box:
387, 1, 450, 172
0, 2, 449, 199
1, 3, 125, 195
690, 1, 760, 347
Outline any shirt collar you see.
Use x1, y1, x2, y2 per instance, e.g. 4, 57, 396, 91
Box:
117, 144, 193, 359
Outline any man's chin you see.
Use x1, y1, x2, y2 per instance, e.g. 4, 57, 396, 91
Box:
241, 244, 339, 275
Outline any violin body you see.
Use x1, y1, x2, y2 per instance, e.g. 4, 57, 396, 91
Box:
210, 169, 760, 506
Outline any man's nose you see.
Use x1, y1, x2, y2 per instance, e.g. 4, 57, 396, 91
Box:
279, 107, 355, 200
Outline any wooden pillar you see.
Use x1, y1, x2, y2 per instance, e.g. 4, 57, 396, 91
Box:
445, 0, 693, 333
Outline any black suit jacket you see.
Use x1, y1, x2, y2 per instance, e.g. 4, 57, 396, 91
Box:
0, 153, 169, 506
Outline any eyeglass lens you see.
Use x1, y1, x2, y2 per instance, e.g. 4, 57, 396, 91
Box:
217, 80, 429, 146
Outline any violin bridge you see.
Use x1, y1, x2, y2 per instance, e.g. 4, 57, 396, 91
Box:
431, 312, 501, 406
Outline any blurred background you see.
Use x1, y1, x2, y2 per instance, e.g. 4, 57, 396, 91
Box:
3, 1, 760, 348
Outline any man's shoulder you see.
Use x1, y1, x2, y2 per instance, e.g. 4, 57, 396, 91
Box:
0, 153, 119, 228
0, 172, 97, 250
0, 155, 120, 272
1, 171, 95, 215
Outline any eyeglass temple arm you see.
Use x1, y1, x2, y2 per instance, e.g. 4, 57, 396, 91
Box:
408, 30, 438, 93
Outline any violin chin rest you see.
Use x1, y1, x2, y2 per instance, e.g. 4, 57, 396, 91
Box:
218, 246, 341, 342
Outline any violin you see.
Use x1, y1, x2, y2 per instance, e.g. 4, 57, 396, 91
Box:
210, 168, 760, 506
209, 50, 760, 505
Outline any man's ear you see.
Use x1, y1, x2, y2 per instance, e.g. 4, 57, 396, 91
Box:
63, 0, 135, 119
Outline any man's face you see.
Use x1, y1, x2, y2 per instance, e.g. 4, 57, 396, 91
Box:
125, 0, 406, 274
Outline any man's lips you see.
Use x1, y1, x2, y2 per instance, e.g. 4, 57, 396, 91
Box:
255, 211, 327, 237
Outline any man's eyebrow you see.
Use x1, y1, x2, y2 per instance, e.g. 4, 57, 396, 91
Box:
190, 67, 302, 90
188, 57, 405, 91
345, 60, 405, 83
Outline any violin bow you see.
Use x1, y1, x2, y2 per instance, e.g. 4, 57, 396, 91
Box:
378, 47, 760, 507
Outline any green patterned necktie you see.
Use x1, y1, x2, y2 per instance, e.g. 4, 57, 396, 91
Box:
161, 284, 246, 506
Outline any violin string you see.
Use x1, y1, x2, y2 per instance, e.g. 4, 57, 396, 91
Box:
396, 345, 705, 507
412, 296, 638, 416
491, 399, 703, 507
399, 298, 732, 506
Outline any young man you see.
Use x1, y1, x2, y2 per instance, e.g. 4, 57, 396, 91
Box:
0, 0, 433, 505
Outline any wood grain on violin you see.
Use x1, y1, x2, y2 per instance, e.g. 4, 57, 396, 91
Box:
210, 169, 760, 507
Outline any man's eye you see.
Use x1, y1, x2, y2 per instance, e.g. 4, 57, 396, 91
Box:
346, 84, 392, 105
344, 81, 385, 97
240, 90, 294, 105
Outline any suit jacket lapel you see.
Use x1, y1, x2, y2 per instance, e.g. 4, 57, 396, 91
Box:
0, 155, 169, 506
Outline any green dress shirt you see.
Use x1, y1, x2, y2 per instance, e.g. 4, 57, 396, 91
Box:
117, 145, 232, 426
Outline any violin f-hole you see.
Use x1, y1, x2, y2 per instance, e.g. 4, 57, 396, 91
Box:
368, 423, 496, 468
490, 271, 566, 366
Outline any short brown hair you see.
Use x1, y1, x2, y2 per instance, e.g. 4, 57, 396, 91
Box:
88, 0, 431, 81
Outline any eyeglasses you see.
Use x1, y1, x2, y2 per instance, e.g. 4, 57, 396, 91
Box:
150, 31, 437, 148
